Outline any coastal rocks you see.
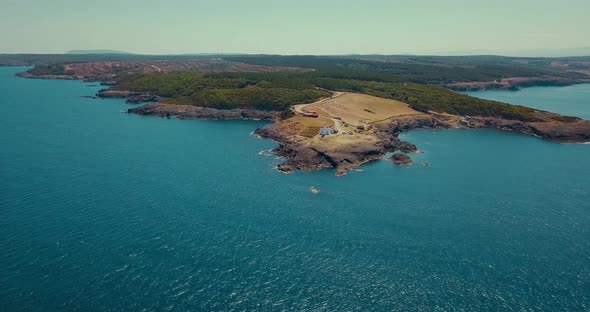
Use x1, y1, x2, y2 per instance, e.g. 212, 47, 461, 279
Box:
97, 90, 160, 103
16, 71, 78, 80
528, 120, 590, 143
254, 125, 389, 176
269, 140, 335, 174
129, 103, 281, 120
459, 116, 590, 143
311, 141, 387, 176
397, 141, 419, 153
97, 90, 134, 98
125, 94, 160, 104
381, 115, 451, 134
254, 112, 440, 175
390, 153, 413, 165
277, 164, 295, 174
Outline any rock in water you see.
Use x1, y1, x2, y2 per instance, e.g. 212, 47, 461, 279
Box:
390, 153, 413, 165
277, 164, 295, 174
398, 141, 419, 153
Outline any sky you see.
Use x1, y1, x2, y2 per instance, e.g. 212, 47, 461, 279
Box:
1, 0, 589, 56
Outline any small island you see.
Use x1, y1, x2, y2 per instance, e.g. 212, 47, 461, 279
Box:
10, 54, 590, 175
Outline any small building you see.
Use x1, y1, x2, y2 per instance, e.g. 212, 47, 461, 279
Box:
319, 125, 334, 137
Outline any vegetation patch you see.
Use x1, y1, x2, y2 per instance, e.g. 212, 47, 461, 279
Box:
114, 63, 579, 122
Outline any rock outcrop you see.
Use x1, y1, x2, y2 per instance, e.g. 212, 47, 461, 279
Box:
97, 90, 161, 104
254, 120, 421, 176
458, 116, 590, 143
390, 153, 413, 165
398, 141, 419, 153
129, 103, 281, 120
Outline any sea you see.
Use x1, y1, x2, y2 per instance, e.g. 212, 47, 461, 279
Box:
465, 85, 590, 120
1, 67, 589, 311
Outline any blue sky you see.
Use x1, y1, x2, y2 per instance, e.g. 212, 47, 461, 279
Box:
1, 0, 588, 55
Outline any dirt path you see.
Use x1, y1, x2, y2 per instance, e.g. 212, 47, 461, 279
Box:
291, 91, 344, 115
149, 64, 162, 72
291, 92, 346, 133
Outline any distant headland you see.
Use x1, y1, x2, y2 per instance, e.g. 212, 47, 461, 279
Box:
65, 50, 133, 55
5, 53, 590, 175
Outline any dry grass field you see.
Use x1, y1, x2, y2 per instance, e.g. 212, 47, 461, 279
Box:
307, 93, 422, 127
275, 116, 335, 138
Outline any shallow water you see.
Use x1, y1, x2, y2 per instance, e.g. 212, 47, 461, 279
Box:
1, 67, 589, 311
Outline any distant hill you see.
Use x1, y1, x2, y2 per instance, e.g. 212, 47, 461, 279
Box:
66, 50, 132, 55
438, 47, 590, 58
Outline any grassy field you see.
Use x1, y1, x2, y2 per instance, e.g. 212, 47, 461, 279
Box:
308, 93, 422, 127
274, 116, 335, 138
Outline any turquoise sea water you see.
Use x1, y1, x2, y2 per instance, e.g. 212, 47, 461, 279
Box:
465, 84, 590, 120
1, 67, 589, 311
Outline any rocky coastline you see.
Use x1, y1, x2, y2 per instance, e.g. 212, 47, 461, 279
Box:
16, 71, 79, 81
458, 116, 590, 143
97, 89, 161, 104
253, 114, 444, 176
128, 102, 281, 120
251, 112, 590, 175
390, 153, 413, 165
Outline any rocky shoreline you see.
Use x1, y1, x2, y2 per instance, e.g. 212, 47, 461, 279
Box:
97, 89, 161, 104
128, 102, 281, 120
250, 112, 590, 175
16, 71, 118, 85
458, 116, 590, 143
253, 115, 442, 176
16, 71, 79, 81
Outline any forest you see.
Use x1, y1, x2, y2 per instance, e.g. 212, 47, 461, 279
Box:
115, 69, 572, 122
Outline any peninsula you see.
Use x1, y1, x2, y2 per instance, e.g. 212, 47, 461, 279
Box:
8, 54, 590, 175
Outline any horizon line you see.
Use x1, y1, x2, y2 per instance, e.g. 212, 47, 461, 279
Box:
2, 52, 590, 58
